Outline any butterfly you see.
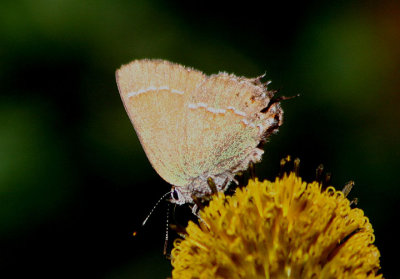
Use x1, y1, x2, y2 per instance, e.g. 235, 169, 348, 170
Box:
116, 59, 283, 207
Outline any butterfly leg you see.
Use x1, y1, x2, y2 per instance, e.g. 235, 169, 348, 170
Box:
207, 177, 218, 194
191, 194, 204, 213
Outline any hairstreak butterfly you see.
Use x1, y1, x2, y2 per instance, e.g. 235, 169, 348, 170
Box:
116, 59, 283, 207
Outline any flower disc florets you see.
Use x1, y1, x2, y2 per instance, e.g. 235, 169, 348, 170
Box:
171, 173, 382, 279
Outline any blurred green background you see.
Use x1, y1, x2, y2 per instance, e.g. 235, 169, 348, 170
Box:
1, 0, 399, 278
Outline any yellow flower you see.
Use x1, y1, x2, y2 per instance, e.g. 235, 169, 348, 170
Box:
171, 173, 383, 279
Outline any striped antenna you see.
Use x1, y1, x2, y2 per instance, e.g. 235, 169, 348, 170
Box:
163, 203, 171, 256
142, 191, 172, 226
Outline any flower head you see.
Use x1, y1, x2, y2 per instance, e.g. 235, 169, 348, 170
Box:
171, 173, 382, 278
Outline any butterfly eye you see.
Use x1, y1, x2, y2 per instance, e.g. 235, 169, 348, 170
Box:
172, 189, 179, 201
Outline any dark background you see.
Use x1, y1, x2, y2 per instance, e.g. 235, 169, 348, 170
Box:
1, 0, 399, 278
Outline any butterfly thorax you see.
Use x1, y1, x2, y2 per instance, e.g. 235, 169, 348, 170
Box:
170, 172, 232, 205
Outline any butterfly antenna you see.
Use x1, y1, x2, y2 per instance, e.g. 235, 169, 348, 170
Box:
142, 191, 172, 227
163, 203, 170, 256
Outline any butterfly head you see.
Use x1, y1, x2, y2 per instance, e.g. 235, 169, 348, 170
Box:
170, 185, 194, 205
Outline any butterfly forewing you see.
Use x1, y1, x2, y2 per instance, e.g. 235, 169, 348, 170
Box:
116, 60, 206, 186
